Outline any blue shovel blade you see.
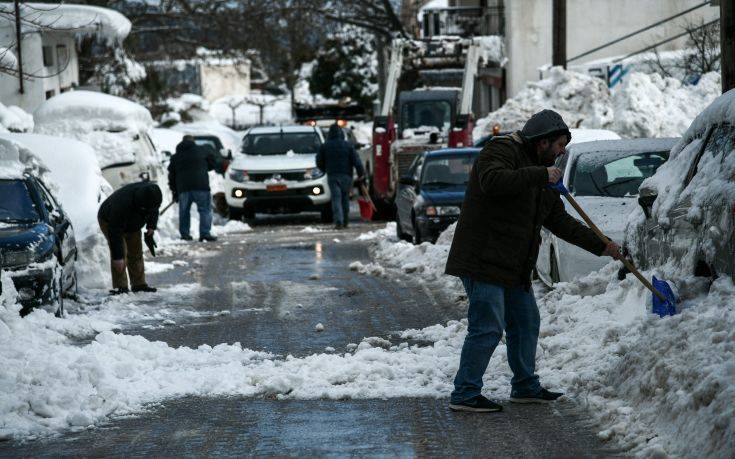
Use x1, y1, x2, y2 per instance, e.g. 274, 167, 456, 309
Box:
547, 178, 569, 195
651, 276, 677, 317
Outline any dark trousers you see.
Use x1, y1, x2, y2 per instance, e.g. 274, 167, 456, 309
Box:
328, 174, 352, 226
98, 218, 145, 289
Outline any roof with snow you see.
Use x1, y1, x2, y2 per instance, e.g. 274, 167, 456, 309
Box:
0, 2, 131, 43
34, 90, 153, 130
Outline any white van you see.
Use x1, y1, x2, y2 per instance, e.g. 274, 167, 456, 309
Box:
34, 90, 164, 191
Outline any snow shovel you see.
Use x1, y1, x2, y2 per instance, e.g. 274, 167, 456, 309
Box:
548, 179, 677, 316
357, 182, 377, 222
159, 201, 175, 216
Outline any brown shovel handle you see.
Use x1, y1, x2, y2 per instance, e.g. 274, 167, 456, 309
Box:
561, 193, 668, 302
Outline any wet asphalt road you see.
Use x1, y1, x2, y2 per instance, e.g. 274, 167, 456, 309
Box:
1, 213, 614, 458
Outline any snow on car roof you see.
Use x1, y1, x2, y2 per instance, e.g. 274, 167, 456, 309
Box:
568, 138, 679, 155
0, 3, 131, 43
425, 147, 481, 157
246, 125, 321, 134
0, 138, 24, 179
171, 121, 242, 152
35, 90, 153, 130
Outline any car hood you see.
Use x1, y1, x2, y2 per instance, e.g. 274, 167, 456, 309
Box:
230, 153, 316, 172
420, 187, 466, 206
564, 195, 635, 240
0, 222, 53, 252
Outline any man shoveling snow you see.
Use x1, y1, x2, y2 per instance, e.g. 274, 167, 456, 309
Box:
445, 109, 623, 412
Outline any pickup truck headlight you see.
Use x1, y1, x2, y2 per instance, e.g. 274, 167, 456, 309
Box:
425, 206, 460, 217
229, 169, 249, 183
304, 168, 324, 180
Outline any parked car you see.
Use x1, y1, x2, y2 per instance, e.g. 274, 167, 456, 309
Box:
224, 125, 330, 221
171, 121, 242, 158
536, 138, 677, 286
34, 90, 164, 191
395, 147, 480, 244
627, 90, 735, 281
0, 139, 76, 316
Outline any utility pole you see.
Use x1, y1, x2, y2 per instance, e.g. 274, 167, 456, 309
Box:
722, 0, 735, 93
552, 0, 567, 68
14, 0, 23, 93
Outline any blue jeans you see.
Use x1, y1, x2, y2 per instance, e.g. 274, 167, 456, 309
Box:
450, 277, 541, 403
328, 174, 352, 226
178, 190, 212, 238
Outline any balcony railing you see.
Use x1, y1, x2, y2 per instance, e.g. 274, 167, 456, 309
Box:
421, 5, 504, 38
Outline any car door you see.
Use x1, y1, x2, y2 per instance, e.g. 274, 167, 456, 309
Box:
35, 179, 76, 280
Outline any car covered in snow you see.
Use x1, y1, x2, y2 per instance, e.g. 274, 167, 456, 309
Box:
537, 138, 676, 285
0, 139, 77, 316
225, 125, 330, 220
34, 90, 164, 191
627, 89, 735, 281
395, 148, 479, 244
171, 121, 242, 159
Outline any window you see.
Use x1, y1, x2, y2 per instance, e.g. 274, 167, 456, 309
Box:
45, 90, 55, 99
55, 44, 68, 67
570, 150, 669, 197
241, 132, 322, 155
400, 100, 452, 133
421, 154, 477, 187
42, 46, 54, 66
0, 179, 41, 223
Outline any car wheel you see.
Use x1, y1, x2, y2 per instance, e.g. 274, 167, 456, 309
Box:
320, 206, 333, 223
550, 248, 560, 284
229, 206, 244, 221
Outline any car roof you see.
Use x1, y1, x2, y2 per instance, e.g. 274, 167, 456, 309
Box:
567, 138, 680, 155
246, 125, 320, 135
425, 147, 481, 158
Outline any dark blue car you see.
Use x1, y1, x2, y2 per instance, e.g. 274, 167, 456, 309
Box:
395, 148, 479, 244
0, 174, 76, 316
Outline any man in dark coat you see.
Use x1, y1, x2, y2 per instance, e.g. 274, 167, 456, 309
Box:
446, 109, 623, 412
168, 135, 217, 241
316, 124, 366, 228
98, 182, 162, 294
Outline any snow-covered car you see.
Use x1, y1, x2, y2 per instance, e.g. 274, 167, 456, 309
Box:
34, 90, 163, 191
171, 121, 242, 159
225, 125, 330, 221
627, 89, 735, 281
0, 139, 77, 316
537, 138, 676, 285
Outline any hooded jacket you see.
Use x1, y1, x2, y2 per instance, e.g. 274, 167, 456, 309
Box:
444, 131, 606, 288
168, 139, 215, 194
316, 124, 366, 178
98, 182, 162, 260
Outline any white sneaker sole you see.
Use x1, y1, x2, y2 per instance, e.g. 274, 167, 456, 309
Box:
509, 397, 555, 404
449, 404, 502, 412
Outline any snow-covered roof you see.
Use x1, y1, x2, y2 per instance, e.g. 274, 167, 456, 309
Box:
34, 90, 153, 130
246, 125, 321, 135
0, 2, 131, 43
568, 138, 679, 154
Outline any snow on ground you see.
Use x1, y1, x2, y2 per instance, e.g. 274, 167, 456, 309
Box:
475, 67, 721, 139
356, 222, 735, 457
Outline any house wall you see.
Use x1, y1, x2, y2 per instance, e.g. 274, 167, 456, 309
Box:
505, 0, 720, 97
0, 28, 79, 113
200, 62, 250, 102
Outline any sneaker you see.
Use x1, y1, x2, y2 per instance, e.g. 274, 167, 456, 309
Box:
109, 287, 129, 295
131, 284, 157, 293
181, 235, 193, 241
510, 388, 564, 404
199, 234, 218, 242
449, 395, 503, 413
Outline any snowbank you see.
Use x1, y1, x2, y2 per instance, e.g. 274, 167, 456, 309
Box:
475, 67, 721, 139
359, 223, 735, 457
0, 103, 33, 133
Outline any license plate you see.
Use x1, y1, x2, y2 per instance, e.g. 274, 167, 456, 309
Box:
266, 184, 287, 192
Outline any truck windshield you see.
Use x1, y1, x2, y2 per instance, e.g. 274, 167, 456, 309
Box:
0, 179, 40, 223
421, 154, 477, 187
401, 101, 452, 133
241, 132, 322, 155
570, 151, 668, 197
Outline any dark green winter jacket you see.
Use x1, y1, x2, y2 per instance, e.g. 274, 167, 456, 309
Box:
444, 132, 606, 288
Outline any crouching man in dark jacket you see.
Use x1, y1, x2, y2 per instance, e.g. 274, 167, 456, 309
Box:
446, 110, 623, 412
316, 124, 365, 229
98, 182, 162, 295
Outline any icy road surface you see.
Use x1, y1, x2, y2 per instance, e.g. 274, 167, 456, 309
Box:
2, 214, 611, 457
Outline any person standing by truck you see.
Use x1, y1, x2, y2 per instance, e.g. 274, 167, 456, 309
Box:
316, 123, 366, 229
98, 181, 163, 295
168, 135, 217, 241
445, 110, 623, 412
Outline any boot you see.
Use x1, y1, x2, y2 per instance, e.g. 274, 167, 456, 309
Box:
131, 284, 157, 293
109, 287, 130, 296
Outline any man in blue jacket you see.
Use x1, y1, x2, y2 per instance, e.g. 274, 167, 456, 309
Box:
316, 124, 365, 229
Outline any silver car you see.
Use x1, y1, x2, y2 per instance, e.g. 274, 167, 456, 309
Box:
537, 138, 676, 286
629, 98, 735, 281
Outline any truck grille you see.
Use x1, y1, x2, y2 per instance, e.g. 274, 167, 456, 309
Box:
395, 144, 444, 176
248, 171, 305, 182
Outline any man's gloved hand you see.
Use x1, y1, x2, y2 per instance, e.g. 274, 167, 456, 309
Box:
144, 232, 157, 257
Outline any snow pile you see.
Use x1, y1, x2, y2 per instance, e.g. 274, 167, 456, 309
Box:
149, 128, 184, 155
475, 67, 721, 139
212, 220, 252, 235
34, 91, 155, 170
160, 94, 211, 125
360, 222, 735, 456
0, 103, 33, 133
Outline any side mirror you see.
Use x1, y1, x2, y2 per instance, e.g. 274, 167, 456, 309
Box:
638, 187, 657, 219
399, 176, 416, 186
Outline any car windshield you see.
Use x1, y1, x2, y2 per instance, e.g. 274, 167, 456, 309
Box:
241, 132, 322, 155
421, 154, 476, 187
571, 150, 669, 197
400, 100, 452, 133
0, 179, 40, 223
